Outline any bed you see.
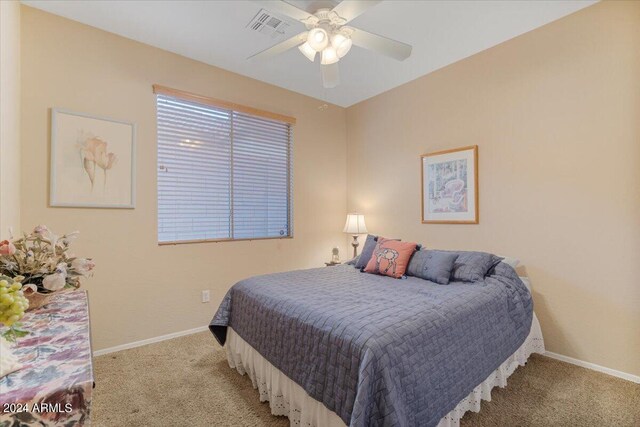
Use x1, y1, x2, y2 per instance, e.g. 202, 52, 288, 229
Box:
210, 262, 545, 427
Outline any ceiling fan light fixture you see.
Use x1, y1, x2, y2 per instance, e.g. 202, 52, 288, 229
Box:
307, 27, 329, 51
337, 39, 352, 58
298, 42, 316, 62
321, 46, 339, 65
246, 2, 412, 90
331, 33, 353, 58
331, 32, 346, 47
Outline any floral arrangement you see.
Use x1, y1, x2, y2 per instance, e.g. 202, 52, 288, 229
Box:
0, 225, 95, 294
0, 275, 29, 342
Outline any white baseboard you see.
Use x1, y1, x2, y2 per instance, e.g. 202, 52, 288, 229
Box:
93, 328, 639, 385
544, 351, 640, 384
93, 325, 210, 357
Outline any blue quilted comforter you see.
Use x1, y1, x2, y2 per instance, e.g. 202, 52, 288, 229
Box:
210, 263, 532, 426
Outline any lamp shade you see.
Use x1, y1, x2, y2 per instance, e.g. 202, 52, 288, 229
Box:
307, 28, 329, 51
343, 213, 368, 234
321, 46, 339, 65
331, 33, 352, 58
298, 42, 316, 62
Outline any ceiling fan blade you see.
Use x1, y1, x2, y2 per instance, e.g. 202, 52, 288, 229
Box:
321, 63, 340, 88
254, 1, 313, 22
350, 28, 412, 61
332, 1, 382, 23
248, 32, 306, 61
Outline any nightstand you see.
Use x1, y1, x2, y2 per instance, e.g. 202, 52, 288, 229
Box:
324, 261, 342, 267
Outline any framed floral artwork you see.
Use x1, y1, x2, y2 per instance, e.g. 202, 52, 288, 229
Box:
421, 145, 478, 224
50, 108, 136, 208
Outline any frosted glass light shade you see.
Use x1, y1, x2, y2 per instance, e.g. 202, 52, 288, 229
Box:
336, 38, 352, 58
332, 33, 346, 47
308, 28, 329, 51
321, 46, 339, 65
298, 42, 316, 62
332, 33, 352, 58
343, 213, 367, 234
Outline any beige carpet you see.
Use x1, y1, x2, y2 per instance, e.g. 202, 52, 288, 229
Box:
92, 332, 640, 427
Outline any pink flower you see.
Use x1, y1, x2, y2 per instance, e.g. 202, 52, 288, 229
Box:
33, 225, 58, 245
0, 240, 16, 256
33, 225, 49, 236
60, 231, 80, 246
71, 258, 95, 275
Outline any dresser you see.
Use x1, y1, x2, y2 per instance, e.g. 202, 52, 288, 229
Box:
0, 290, 94, 426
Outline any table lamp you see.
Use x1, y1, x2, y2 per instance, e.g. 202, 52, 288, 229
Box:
343, 213, 368, 258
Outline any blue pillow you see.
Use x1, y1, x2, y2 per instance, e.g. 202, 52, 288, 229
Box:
448, 251, 503, 282
406, 250, 459, 285
346, 255, 360, 266
354, 235, 377, 269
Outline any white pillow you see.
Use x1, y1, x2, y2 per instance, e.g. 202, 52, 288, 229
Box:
499, 255, 520, 268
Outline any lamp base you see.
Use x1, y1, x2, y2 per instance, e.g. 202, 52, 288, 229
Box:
351, 235, 359, 258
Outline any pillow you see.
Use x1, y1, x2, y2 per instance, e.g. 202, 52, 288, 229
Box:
356, 236, 405, 270
354, 235, 378, 269
364, 239, 418, 279
345, 255, 360, 266
406, 250, 459, 285
447, 251, 503, 282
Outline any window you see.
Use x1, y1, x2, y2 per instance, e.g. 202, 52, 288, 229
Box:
156, 87, 293, 244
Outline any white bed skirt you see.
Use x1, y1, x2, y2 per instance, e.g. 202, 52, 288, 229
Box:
225, 314, 545, 427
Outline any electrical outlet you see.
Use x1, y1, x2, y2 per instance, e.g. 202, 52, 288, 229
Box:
201, 290, 210, 303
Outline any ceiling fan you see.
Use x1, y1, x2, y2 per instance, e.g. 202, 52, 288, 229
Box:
249, 1, 412, 88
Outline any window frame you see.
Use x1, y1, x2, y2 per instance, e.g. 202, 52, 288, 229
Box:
154, 85, 295, 245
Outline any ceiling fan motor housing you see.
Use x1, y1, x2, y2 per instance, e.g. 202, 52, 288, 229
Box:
305, 8, 348, 30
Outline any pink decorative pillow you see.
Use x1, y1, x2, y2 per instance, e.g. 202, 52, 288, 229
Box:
364, 238, 418, 279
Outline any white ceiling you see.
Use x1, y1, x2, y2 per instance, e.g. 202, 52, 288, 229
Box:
22, 0, 596, 107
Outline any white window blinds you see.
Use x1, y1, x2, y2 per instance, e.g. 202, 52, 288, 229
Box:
157, 94, 292, 243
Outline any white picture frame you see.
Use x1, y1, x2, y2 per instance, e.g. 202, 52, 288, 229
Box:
421, 145, 478, 224
50, 108, 136, 209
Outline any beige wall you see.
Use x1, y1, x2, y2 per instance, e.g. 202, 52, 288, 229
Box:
19, 2, 640, 376
346, 1, 640, 376
0, 0, 21, 239
20, 6, 347, 350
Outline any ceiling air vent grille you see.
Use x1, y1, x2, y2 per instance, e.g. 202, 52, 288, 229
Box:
247, 9, 290, 38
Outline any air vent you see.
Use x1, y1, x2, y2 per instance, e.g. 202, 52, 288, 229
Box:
247, 9, 290, 38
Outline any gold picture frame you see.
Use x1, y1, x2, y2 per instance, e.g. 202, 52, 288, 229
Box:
421, 145, 478, 224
